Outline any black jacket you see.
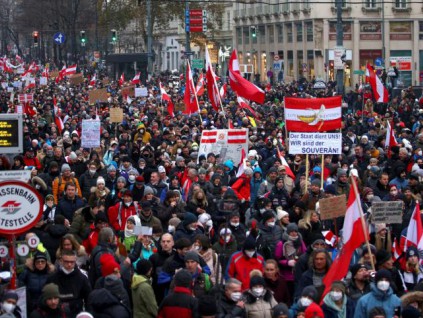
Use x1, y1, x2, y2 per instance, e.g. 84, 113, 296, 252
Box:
88, 287, 131, 318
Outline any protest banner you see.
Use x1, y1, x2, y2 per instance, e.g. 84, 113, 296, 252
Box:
49, 71, 59, 78
81, 119, 101, 148
110, 108, 124, 123
319, 195, 347, 220
89, 88, 108, 104
121, 85, 135, 97
135, 87, 148, 97
371, 201, 403, 224
69, 73, 84, 85
198, 129, 248, 166
289, 132, 342, 155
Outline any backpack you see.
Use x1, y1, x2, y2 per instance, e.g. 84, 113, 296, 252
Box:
57, 176, 78, 200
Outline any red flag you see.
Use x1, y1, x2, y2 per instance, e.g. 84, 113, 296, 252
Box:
65, 64, 77, 75
28, 62, 39, 73
229, 50, 265, 104
118, 73, 125, 86
90, 74, 96, 86
237, 95, 257, 118
265, 82, 272, 92
41, 68, 49, 78
366, 63, 388, 103
284, 96, 342, 132
183, 62, 199, 115
159, 81, 174, 117
404, 203, 423, 251
24, 102, 36, 117
236, 149, 246, 178
321, 179, 368, 300
132, 72, 141, 85
15, 55, 23, 64
385, 121, 398, 158
220, 83, 227, 99
55, 65, 66, 83
205, 46, 221, 112
195, 73, 205, 96
277, 148, 295, 179
228, 119, 234, 129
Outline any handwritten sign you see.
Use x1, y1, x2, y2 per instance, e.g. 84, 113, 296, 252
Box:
69, 73, 84, 85
319, 195, 347, 220
121, 85, 135, 97
81, 120, 101, 148
109, 108, 124, 123
135, 87, 148, 97
89, 88, 108, 104
371, 201, 403, 224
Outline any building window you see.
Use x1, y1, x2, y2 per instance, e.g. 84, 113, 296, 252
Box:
227, 12, 230, 30
287, 50, 294, 76
365, 0, 377, 8
306, 22, 313, 41
297, 50, 304, 77
236, 27, 242, 45
334, 0, 348, 8
282, 0, 289, 12
277, 24, 284, 43
303, 0, 310, 10
395, 0, 407, 8
243, 27, 250, 45
268, 25, 274, 44
420, 21, 423, 40
259, 25, 266, 44
296, 23, 303, 42
287, 23, 293, 43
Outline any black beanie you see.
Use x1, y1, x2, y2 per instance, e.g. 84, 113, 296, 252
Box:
250, 275, 265, 288
135, 259, 153, 276
376, 250, 392, 267
402, 305, 422, 318
262, 211, 275, 223
174, 269, 192, 288
243, 235, 256, 251
375, 269, 392, 282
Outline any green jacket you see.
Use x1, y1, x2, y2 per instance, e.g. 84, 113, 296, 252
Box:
131, 274, 158, 318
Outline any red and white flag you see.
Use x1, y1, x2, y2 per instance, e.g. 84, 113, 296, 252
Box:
132, 72, 141, 85
237, 95, 257, 118
159, 81, 174, 117
90, 74, 96, 86
65, 64, 77, 75
236, 148, 246, 178
366, 63, 388, 103
195, 73, 205, 96
205, 46, 221, 112
42, 68, 49, 78
56, 65, 66, 83
385, 121, 398, 149
55, 114, 64, 133
284, 96, 342, 132
227, 130, 248, 144
118, 73, 125, 86
404, 203, 423, 251
277, 148, 295, 179
183, 61, 199, 115
28, 62, 39, 73
24, 78, 36, 90
220, 83, 227, 99
18, 94, 33, 103
321, 179, 368, 300
229, 50, 265, 104
227, 119, 234, 129
15, 55, 23, 64
200, 131, 218, 144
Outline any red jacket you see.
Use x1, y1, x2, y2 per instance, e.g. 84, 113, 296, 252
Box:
23, 156, 42, 170
226, 251, 265, 291
108, 201, 137, 232
231, 175, 251, 201
157, 286, 198, 318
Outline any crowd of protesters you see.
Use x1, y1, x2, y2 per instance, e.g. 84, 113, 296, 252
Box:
0, 63, 423, 318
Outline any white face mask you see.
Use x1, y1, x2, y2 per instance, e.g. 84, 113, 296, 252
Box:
377, 280, 390, 291
245, 250, 255, 258
330, 291, 343, 301
230, 222, 240, 227
366, 194, 374, 201
390, 190, 398, 196
2, 303, 15, 314
252, 287, 264, 297
193, 245, 201, 251
168, 225, 175, 233
224, 236, 231, 243
267, 221, 275, 227
129, 175, 136, 182
89, 169, 96, 175
189, 226, 197, 231
299, 297, 313, 307
61, 266, 74, 275
230, 292, 242, 302
125, 201, 132, 207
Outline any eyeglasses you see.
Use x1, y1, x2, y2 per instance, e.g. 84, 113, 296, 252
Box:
61, 259, 76, 264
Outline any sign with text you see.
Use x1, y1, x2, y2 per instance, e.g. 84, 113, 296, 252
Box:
319, 195, 347, 220
289, 132, 342, 155
135, 87, 148, 97
81, 120, 101, 148
69, 73, 84, 85
0, 114, 23, 153
371, 201, 403, 224
198, 129, 248, 166
109, 108, 124, 123
88, 88, 108, 104
0, 170, 31, 183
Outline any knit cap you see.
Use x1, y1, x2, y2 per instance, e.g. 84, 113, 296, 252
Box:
100, 254, 120, 277
42, 283, 60, 299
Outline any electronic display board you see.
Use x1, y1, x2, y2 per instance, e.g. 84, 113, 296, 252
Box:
0, 114, 23, 154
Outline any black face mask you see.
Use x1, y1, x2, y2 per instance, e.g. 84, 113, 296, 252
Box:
50, 171, 59, 177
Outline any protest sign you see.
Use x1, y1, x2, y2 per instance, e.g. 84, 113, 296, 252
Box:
81, 120, 101, 148
198, 129, 248, 166
89, 88, 108, 104
289, 132, 342, 155
110, 108, 124, 123
50, 71, 59, 78
319, 195, 347, 220
69, 73, 84, 85
371, 201, 403, 224
39, 77, 48, 86
121, 85, 135, 97
135, 87, 148, 97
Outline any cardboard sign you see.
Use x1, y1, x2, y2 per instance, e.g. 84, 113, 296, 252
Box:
69, 73, 84, 85
89, 88, 108, 104
319, 195, 347, 220
109, 108, 124, 123
174, 102, 185, 113
81, 120, 101, 148
50, 71, 59, 78
121, 85, 135, 97
371, 201, 403, 224
102, 78, 109, 85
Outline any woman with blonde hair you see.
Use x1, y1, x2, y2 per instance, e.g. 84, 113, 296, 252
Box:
186, 187, 212, 216
56, 234, 88, 267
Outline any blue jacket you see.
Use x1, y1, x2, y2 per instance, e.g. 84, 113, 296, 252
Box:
250, 167, 263, 205
353, 283, 401, 318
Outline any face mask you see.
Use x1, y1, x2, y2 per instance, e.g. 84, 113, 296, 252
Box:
2, 303, 15, 314
206, 220, 213, 227
419, 151, 422, 156
194, 245, 201, 251
230, 222, 240, 227
46, 151, 53, 157
245, 250, 255, 258
125, 201, 132, 207
189, 226, 196, 231
288, 235, 298, 241
224, 236, 231, 243
192, 146, 198, 151
230, 292, 242, 302
366, 194, 374, 201
259, 208, 266, 214
153, 236, 160, 242
343, 146, 349, 152
252, 287, 264, 297
128, 175, 136, 182
390, 190, 398, 196
298, 297, 313, 307
177, 148, 182, 154
61, 266, 74, 275
89, 169, 96, 175
140, 129, 145, 134
126, 229, 134, 235
168, 225, 175, 233
330, 291, 343, 301
267, 221, 275, 227
377, 280, 390, 291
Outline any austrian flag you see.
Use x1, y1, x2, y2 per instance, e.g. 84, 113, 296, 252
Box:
284, 96, 342, 132
227, 130, 248, 144
200, 131, 218, 144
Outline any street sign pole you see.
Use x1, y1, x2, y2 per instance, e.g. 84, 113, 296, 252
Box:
185, 1, 191, 64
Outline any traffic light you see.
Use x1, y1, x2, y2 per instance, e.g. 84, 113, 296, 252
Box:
111, 30, 117, 42
80, 30, 86, 43
32, 31, 39, 44
251, 26, 256, 38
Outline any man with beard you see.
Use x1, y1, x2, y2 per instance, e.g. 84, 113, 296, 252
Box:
41, 144, 55, 172
333, 169, 350, 198
39, 161, 60, 193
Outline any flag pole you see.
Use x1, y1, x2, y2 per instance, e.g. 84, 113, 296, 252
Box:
205, 44, 226, 119
321, 155, 324, 190
350, 175, 375, 271
304, 155, 309, 195
187, 60, 203, 123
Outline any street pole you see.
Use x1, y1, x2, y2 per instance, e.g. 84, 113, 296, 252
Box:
381, 0, 385, 67
185, 0, 191, 63
147, 0, 153, 76
336, 0, 344, 95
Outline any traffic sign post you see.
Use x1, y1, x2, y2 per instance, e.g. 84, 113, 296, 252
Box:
188, 9, 207, 33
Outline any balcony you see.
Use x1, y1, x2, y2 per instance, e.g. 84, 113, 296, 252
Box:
392, 5, 411, 13
361, 5, 381, 13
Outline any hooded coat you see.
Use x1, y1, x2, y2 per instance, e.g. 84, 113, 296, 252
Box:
131, 274, 158, 318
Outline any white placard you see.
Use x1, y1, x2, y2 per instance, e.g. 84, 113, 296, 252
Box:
17, 244, 29, 257
13, 81, 22, 88
289, 132, 342, 154
6, 287, 26, 318
333, 47, 345, 70
135, 87, 148, 97
0, 170, 31, 183
81, 119, 101, 148
198, 129, 249, 167
39, 77, 47, 86
7, 87, 14, 93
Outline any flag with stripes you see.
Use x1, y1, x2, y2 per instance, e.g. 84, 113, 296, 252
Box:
227, 130, 247, 144
200, 131, 218, 144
